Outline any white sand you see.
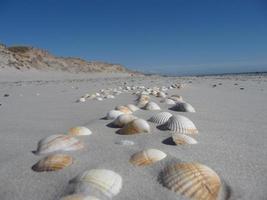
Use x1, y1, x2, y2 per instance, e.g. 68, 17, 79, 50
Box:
0, 71, 266, 200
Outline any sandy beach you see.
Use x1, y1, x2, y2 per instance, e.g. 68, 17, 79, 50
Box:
0, 71, 266, 200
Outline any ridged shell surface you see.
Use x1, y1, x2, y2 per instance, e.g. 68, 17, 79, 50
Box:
70, 169, 122, 199
68, 126, 92, 136
161, 163, 221, 200
172, 133, 198, 145
105, 110, 123, 120
172, 102, 196, 113
126, 104, 139, 112
118, 119, 150, 135
164, 115, 198, 134
130, 149, 166, 166
144, 102, 161, 110
32, 154, 73, 172
148, 112, 172, 125
34, 135, 84, 155
60, 194, 100, 200
112, 114, 137, 127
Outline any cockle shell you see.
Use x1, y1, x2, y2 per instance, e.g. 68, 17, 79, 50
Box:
164, 115, 198, 134
32, 154, 73, 172
148, 112, 172, 125
70, 169, 122, 199
105, 110, 123, 120
172, 133, 198, 145
126, 104, 139, 112
161, 163, 221, 200
130, 149, 167, 166
118, 119, 150, 135
60, 194, 99, 200
68, 126, 92, 136
34, 135, 84, 155
160, 98, 176, 105
144, 102, 161, 110
60, 194, 100, 200
115, 105, 133, 114
112, 114, 138, 127
171, 102, 196, 112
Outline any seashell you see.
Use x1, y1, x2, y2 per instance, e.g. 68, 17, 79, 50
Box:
70, 169, 122, 199
105, 110, 123, 120
136, 94, 150, 107
115, 139, 135, 146
164, 115, 198, 134
68, 126, 92, 136
112, 114, 138, 127
148, 112, 172, 125
170, 95, 183, 102
115, 105, 133, 114
118, 119, 150, 135
130, 149, 166, 166
160, 98, 176, 105
171, 102, 196, 112
172, 133, 198, 145
96, 97, 103, 101
78, 98, 86, 103
126, 104, 139, 112
144, 101, 161, 110
34, 134, 84, 155
106, 94, 115, 99
32, 154, 73, 172
161, 163, 221, 200
60, 194, 100, 200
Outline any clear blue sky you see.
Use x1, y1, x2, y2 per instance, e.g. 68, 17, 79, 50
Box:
0, 0, 267, 75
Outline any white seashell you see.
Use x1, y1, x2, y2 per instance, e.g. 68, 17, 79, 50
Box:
172, 133, 198, 145
60, 194, 100, 200
160, 98, 176, 105
68, 126, 92, 136
130, 149, 166, 166
170, 95, 183, 102
148, 112, 172, 125
157, 91, 167, 98
96, 97, 103, 101
95, 93, 100, 96
171, 102, 196, 112
106, 94, 115, 99
115, 105, 133, 114
115, 140, 135, 146
118, 119, 150, 135
112, 114, 137, 127
126, 104, 139, 112
70, 169, 122, 199
161, 163, 221, 200
136, 94, 150, 107
34, 135, 84, 155
78, 98, 86, 103
32, 154, 73, 172
164, 115, 198, 134
105, 110, 123, 120
144, 101, 161, 110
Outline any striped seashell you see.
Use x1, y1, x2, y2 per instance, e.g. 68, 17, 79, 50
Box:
171, 102, 196, 112
161, 163, 221, 200
164, 115, 198, 134
68, 126, 92, 136
118, 119, 150, 135
112, 114, 138, 127
32, 154, 73, 172
160, 98, 176, 105
126, 104, 139, 112
115, 105, 133, 114
172, 133, 198, 145
60, 194, 100, 200
34, 134, 84, 155
70, 169, 122, 199
130, 149, 166, 166
105, 110, 123, 120
144, 102, 161, 110
148, 112, 172, 125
